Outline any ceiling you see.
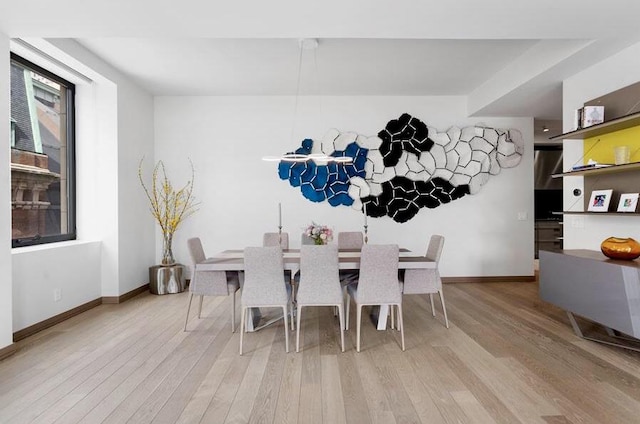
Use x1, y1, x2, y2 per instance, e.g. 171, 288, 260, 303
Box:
75, 38, 537, 96
4, 0, 640, 120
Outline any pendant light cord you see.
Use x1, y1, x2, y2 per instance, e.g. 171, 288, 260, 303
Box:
290, 42, 304, 144
313, 43, 324, 136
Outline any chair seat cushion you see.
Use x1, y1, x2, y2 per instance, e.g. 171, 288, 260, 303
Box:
297, 282, 342, 306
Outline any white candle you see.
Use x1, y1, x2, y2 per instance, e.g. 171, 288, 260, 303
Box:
363, 203, 367, 226
278, 202, 282, 227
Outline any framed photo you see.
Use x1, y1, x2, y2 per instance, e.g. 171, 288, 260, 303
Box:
617, 193, 639, 213
587, 189, 613, 212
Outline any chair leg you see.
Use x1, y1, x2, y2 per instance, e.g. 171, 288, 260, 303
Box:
231, 291, 236, 333
296, 305, 303, 352
429, 293, 435, 317
290, 301, 295, 331
346, 294, 351, 331
239, 307, 246, 355
282, 306, 290, 353
184, 293, 194, 332
198, 295, 204, 319
338, 304, 345, 352
439, 290, 449, 329
398, 303, 405, 351
390, 304, 395, 330
356, 304, 362, 353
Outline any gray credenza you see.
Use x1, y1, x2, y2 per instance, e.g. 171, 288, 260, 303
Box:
539, 249, 640, 349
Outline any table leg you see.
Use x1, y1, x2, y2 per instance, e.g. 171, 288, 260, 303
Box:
377, 305, 389, 330
245, 308, 262, 332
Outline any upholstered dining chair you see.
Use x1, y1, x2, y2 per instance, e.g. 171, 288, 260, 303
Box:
399, 234, 448, 328
337, 231, 364, 287
185, 237, 240, 332
346, 244, 405, 352
263, 232, 289, 249
296, 245, 345, 352
338, 231, 364, 249
240, 246, 294, 355
301, 234, 315, 245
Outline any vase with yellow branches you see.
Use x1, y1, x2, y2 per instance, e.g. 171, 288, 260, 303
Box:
138, 158, 198, 265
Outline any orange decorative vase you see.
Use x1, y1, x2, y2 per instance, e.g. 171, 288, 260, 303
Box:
600, 237, 640, 260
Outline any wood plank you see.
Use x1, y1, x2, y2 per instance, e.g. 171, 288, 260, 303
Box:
320, 355, 347, 424
297, 308, 323, 424
2, 282, 640, 423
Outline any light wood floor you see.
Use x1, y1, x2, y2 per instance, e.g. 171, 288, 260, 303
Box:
2, 282, 640, 424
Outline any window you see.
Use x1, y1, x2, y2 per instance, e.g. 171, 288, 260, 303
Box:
10, 53, 76, 247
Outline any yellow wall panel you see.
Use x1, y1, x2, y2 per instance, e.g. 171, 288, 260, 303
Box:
584, 126, 640, 164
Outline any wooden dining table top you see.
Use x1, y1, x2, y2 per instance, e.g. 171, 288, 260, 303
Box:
195, 248, 435, 271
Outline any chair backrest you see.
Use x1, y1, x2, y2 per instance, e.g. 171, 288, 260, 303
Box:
301, 234, 315, 245
187, 237, 206, 270
187, 237, 230, 295
425, 235, 445, 263
242, 246, 288, 306
357, 244, 401, 304
402, 235, 445, 294
297, 245, 340, 303
263, 232, 289, 249
338, 232, 364, 250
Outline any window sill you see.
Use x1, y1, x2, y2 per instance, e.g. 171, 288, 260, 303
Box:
12, 239, 100, 255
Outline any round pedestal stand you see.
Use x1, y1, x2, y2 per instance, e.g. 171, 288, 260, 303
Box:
149, 263, 186, 295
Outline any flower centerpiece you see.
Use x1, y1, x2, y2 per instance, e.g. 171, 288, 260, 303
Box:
304, 222, 333, 245
138, 158, 198, 265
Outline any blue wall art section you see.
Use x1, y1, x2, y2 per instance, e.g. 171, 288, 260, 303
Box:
278, 114, 524, 223
278, 138, 369, 206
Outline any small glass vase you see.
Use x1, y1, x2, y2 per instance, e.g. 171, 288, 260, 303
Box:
314, 238, 325, 245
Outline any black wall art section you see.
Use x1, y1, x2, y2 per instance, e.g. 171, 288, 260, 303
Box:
278, 113, 524, 223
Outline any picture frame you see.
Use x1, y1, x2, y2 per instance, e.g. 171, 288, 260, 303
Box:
587, 189, 613, 212
617, 192, 639, 213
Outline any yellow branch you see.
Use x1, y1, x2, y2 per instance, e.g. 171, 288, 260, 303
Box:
138, 157, 199, 238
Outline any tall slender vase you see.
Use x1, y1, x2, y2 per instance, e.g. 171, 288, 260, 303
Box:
150, 231, 185, 294
161, 232, 175, 265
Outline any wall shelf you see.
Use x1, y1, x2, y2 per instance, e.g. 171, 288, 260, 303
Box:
551, 161, 640, 178
549, 111, 640, 141
556, 211, 640, 216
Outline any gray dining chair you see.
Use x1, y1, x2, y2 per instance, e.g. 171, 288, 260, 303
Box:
346, 244, 405, 352
338, 231, 364, 249
263, 232, 289, 249
400, 234, 449, 328
240, 246, 294, 355
185, 237, 240, 332
301, 233, 315, 245
337, 231, 364, 286
296, 245, 345, 352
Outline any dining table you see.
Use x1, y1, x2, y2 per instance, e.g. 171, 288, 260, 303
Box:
196, 248, 435, 331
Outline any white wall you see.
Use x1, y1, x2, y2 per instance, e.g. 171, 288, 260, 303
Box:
42, 39, 156, 296
116, 77, 155, 294
562, 41, 640, 249
155, 96, 534, 277
12, 241, 101, 329
9, 39, 155, 334
0, 33, 13, 349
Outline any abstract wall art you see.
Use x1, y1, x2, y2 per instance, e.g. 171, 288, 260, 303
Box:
278, 113, 524, 223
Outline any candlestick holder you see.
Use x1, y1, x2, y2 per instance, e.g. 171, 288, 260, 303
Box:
278, 225, 283, 245
363, 224, 368, 244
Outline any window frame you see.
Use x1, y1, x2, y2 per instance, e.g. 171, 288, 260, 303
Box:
10, 52, 77, 248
